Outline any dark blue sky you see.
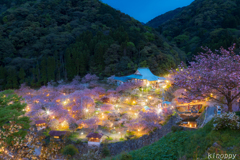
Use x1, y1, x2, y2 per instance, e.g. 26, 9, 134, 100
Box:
102, 0, 194, 23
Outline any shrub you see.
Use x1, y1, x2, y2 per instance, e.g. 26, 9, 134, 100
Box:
119, 138, 125, 141
106, 137, 113, 141
75, 139, 82, 144
213, 112, 239, 130
62, 144, 79, 157
102, 142, 110, 157
120, 152, 133, 160
236, 111, 240, 117
171, 126, 184, 132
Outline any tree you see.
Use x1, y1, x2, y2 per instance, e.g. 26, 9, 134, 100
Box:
18, 67, 26, 84
171, 44, 240, 112
62, 144, 79, 157
0, 90, 30, 136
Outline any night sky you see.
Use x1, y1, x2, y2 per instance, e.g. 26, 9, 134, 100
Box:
102, 0, 194, 23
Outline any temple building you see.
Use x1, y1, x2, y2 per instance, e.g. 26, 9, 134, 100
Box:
112, 68, 166, 87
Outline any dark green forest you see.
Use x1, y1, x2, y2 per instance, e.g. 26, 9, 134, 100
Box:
146, 0, 240, 61
0, 0, 185, 90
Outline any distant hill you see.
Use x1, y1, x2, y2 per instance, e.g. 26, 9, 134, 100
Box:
146, 7, 185, 28
0, 0, 185, 89
146, 0, 240, 61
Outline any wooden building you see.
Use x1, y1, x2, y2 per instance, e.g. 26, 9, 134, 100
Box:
86, 132, 104, 147
35, 120, 47, 130
49, 130, 69, 139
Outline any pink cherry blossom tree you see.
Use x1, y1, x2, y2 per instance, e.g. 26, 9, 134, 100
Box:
81, 74, 99, 83
100, 104, 114, 111
171, 44, 240, 112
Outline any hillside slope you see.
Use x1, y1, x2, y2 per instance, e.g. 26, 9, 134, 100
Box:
106, 120, 240, 160
0, 0, 185, 89
146, 7, 185, 28
146, 0, 240, 61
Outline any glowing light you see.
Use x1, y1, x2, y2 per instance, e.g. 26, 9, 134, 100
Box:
63, 101, 67, 105
146, 99, 148, 102
126, 98, 128, 101
129, 108, 132, 110
147, 83, 149, 87
158, 108, 162, 114
86, 109, 89, 112
166, 80, 169, 83
210, 93, 213, 97
116, 105, 118, 107
68, 109, 70, 111
148, 96, 152, 99
140, 94, 142, 97
96, 112, 98, 114
52, 116, 55, 119
138, 129, 140, 132
162, 85, 166, 89
118, 132, 121, 134
46, 110, 50, 115
46, 93, 49, 97
102, 116, 104, 118
133, 101, 136, 104
81, 132, 83, 135
134, 113, 137, 115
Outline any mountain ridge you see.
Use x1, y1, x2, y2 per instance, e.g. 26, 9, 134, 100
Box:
146, 0, 240, 61
0, 0, 185, 89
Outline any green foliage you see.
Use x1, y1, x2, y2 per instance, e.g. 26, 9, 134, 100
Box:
213, 112, 240, 130
120, 152, 133, 160
106, 137, 113, 141
0, 90, 30, 139
149, 0, 240, 62
171, 125, 184, 132
102, 142, 110, 157
119, 138, 125, 141
62, 144, 79, 157
0, 0, 184, 88
109, 120, 240, 160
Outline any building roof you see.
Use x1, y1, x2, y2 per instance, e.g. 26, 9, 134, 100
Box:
113, 68, 166, 82
113, 76, 132, 82
35, 120, 46, 125
49, 130, 69, 136
86, 132, 103, 139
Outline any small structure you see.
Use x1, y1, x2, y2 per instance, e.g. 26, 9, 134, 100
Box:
49, 130, 69, 139
101, 97, 110, 103
111, 68, 166, 87
180, 121, 197, 128
86, 132, 103, 147
35, 120, 47, 130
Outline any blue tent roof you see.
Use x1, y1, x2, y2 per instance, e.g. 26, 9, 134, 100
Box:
113, 76, 132, 82
113, 68, 166, 82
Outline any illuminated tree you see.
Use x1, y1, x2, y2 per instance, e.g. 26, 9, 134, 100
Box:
171, 44, 240, 112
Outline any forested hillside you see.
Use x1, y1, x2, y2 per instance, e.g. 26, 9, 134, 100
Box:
146, 7, 185, 28
0, 0, 185, 90
146, 0, 240, 61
